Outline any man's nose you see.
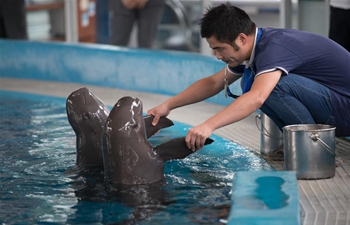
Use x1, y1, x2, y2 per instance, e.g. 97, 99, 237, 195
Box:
215, 51, 223, 60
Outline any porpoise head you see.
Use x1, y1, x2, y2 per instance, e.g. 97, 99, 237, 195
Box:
103, 96, 165, 185
105, 96, 146, 139
103, 96, 214, 185
66, 87, 110, 167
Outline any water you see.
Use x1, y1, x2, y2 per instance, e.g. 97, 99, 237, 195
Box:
0, 90, 273, 225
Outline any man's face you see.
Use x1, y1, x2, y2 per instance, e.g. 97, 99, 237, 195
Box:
206, 35, 250, 68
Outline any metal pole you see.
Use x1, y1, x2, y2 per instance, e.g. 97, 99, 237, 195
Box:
280, 0, 292, 28
64, 0, 78, 43
200, 0, 213, 56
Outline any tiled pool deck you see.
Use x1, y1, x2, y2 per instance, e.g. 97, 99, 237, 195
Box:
1, 77, 349, 225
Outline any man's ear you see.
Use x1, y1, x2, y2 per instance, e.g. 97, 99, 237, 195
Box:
237, 33, 248, 45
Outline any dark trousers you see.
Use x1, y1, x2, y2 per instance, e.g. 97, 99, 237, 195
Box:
329, 6, 350, 52
109, 0, 165, 48
260, 74, 343, 135
0, 0, 28, 39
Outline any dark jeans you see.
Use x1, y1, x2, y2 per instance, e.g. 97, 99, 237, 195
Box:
260, 74, 335, 132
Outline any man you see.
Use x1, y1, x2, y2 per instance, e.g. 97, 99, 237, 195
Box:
147, 3, 350, 151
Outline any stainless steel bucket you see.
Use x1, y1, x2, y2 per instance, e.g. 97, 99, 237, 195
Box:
283, 124, 336, 180
257, 112, 283, 156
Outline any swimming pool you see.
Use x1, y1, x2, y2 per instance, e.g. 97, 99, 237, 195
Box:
0, 90, 274, 224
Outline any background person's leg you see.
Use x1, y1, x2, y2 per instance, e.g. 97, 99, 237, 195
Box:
0, 0, 27, 39
109, 0, 136, 46
260, 74, 335, 130
329, 6, 350, 52
137, 0, 165, 48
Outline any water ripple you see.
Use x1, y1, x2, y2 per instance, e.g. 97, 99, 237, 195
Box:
0, 91, 273, 224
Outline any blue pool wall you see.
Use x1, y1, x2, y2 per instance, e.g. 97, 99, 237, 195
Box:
0, 40, 243, 106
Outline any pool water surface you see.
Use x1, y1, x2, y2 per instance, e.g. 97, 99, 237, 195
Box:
0, 90, 273, 224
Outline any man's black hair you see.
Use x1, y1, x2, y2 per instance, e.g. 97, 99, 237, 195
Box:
200, 3, 256, 44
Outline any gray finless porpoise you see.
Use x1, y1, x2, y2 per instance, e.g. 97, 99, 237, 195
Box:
102, 96, 214, 185
66, 87, 110, 167
66, 87, 175, 168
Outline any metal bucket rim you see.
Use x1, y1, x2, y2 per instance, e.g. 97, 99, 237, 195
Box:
282, 124, 336, 132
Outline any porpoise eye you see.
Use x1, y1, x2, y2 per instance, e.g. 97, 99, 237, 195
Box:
83, 113, 89, 121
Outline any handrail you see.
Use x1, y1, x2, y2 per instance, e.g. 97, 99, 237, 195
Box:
160, 0, 198, 51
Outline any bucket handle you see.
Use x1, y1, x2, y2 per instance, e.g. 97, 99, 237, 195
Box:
255, 114, 283, 140
310, 133, 335, 155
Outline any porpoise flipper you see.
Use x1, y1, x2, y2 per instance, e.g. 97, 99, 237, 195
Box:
143, 115, 174, 138
154, 137, 214, 161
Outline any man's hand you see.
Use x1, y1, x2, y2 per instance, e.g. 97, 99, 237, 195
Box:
185, 123, 214, 152
147, 103, 171, 126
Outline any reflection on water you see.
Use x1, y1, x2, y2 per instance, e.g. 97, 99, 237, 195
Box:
0, 90, 273, 224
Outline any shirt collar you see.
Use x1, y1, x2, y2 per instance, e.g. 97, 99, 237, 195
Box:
244, 27, 259, 68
